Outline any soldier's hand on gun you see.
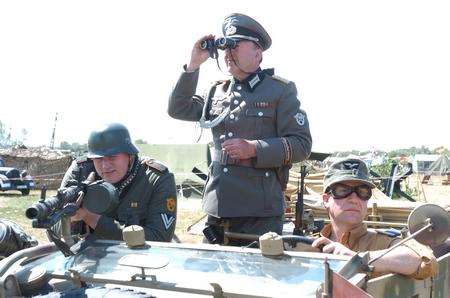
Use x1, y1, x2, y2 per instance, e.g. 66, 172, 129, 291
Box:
71, 207, 88, 222
187, 34, 215, 71
222, 138, 257, 160
312, 236, 357, 256
71, 207, 101, 229
70, 172, 101, 228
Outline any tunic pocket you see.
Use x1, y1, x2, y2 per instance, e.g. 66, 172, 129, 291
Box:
117, 208, 143, 226
248, 168, 282, 212
245, 108, 276, 138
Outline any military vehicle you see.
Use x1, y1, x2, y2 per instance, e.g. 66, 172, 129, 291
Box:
0, 164, 34, 196
0, 202, 448, 297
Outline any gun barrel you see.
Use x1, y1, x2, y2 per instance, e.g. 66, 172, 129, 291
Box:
25, 195, 61, 220
25, 205, 40, 219
25, 185, 81, 221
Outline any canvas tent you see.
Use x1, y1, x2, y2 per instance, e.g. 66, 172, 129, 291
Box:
427, 154, 450, 175
137, 143, 210, 196
412, 154, 440, 172
422, 154, 450, 185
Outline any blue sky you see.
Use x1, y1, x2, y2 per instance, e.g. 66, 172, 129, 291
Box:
1, 0, 449, 152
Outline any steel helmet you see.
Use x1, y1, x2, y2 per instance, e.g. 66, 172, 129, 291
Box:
87, 123, 139, 158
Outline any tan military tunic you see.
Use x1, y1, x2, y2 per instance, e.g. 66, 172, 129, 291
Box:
320, 224, 437, 279
169, 67, 312, 218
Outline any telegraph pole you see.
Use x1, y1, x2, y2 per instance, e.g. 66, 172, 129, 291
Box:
50, 113, 58, 149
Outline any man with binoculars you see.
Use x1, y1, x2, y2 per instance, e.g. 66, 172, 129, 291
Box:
168, 13, 312, 246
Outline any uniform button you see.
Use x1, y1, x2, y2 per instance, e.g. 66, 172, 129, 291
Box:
265, 172, 269, 177
228, 132, 234, 137
229, 114, 235, 120
233, 100, 239, 105
236, 85, 242, 91
223, 167, 228, 173
258, 111, 264, 117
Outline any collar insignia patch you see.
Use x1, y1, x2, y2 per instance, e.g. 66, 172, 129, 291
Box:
248, 74, 260, 89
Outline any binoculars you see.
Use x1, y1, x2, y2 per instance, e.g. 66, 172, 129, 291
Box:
200, 37, 237, 51
200, 37, 237, 58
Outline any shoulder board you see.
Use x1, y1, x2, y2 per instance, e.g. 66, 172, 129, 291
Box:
375, 228, 401, 238
76, 156, 89, 164
141, 157, 167, 173
270, 75, 290, 85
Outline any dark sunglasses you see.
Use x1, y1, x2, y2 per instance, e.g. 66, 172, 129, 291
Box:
328, 183, 372, 201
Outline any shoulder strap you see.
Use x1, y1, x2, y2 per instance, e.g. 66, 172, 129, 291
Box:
141, 157, 168, 173
270, 75, 290, 85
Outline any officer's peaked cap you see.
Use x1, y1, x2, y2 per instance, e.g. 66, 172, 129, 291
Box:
222, 13, 271, 51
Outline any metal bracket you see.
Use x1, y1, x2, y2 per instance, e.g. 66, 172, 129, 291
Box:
210, 283, 225, 298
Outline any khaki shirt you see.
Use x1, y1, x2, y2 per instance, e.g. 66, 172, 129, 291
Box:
320, 224, 437, 279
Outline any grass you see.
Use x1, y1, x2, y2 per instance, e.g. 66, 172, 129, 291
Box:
0, 190, 50, 242
0, 190, 204, 244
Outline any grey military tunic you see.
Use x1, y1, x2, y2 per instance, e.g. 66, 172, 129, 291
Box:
169, 67, 312, 218
61, 157, 177, 242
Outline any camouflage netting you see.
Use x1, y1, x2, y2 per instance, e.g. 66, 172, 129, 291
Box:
0, 147, 73, 189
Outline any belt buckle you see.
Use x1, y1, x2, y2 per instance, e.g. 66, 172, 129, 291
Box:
220, 150, 228, 165
220, 150, 237, 165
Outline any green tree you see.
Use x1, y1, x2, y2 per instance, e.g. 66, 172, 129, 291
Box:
135, 139, 148, 145
59, 141, 88, 156
0, 121, 11, 147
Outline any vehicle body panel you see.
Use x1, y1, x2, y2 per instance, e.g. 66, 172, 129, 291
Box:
0, 240, 448, 298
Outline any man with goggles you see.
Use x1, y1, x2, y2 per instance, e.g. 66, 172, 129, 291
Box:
168, 13, 312, 246
311, 158, 437, 279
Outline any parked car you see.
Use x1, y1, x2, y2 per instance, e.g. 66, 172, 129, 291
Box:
0, 161, 34, 195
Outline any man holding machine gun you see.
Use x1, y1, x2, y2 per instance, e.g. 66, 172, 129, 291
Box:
168, 13, 312, 245
60, 123, 177, 242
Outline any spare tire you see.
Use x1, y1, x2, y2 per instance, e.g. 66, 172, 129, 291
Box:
0, 222, 19, 258
0, 219, 37, 258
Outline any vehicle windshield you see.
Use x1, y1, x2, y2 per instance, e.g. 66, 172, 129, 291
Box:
23, 240, 349, 297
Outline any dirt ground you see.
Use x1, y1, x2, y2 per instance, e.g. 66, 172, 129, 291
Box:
406, 174, 450, 207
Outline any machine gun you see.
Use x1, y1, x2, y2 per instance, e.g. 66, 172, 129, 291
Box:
26, 183, 84, 229
26, 179, 118, 256
293, 165, 308, 236
26, 179, 117, 229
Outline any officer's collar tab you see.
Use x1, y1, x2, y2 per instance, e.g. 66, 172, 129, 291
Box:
233, 68, 272, 92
